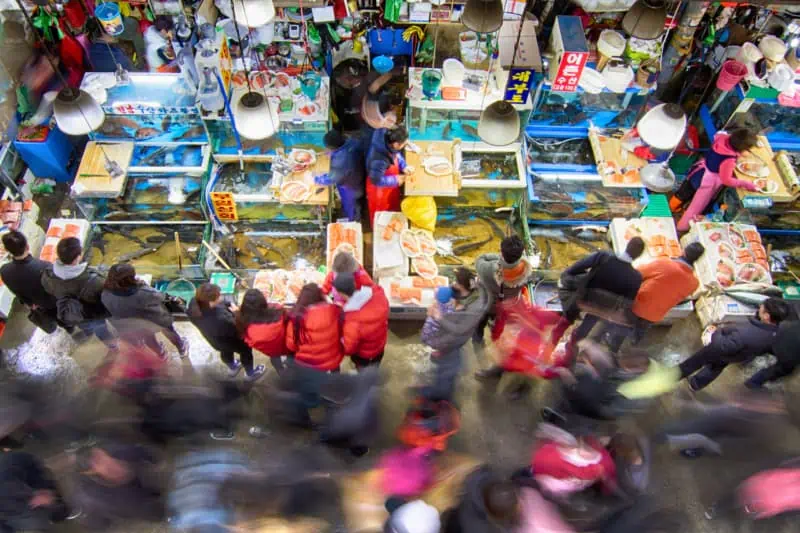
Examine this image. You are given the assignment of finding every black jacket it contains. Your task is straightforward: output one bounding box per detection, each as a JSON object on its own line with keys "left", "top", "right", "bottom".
{"left": 0, "top": 256, "right": 57, "bottom": 309}
{"left": 0, "top": 452, "right": 58, "bottom": 519}
{"left": 101, "top": 285, "right": 173, "bottom": 328}
{"left": 771, "top": 319, "right": 800, "bottom": 363}
{"left": 40, "top": 264, "right": 108, "bottom": 320}
{"left": 448, "top": 466, "right": 514, "bottom": 533}
{"left": 563, "top": 251, "right": 642, "bottom": 300}
{"left": 187, "top": 299, "right": 248, "bottom": 353}
{"left": 710, "top": 316, "right": 779, "bottom": 363}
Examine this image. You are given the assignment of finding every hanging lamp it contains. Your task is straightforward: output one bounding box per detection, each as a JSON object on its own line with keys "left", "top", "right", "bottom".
{"left": 461, "top": 0, "right": 503, "bottom": 34}
{"left": 622, "top": 0, "right": 667, "bottom": 40}
{"left": 229, "top": 0, "right": 278, "bottom": 140}
{"left": 478, "top": 101, "right": 520, "bottom": 146}
{"left": 231, "top": 0, "right": 275, "bottom": 28}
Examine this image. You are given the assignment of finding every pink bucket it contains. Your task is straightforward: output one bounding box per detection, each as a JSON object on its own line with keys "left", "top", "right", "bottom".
{"left": 717, "top": 60, "right": 748, "bottom": 91}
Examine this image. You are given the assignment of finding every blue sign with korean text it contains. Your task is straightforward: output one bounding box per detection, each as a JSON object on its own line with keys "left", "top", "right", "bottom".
{"left": 504, "top": 68, "right": 535, "bottom": 105}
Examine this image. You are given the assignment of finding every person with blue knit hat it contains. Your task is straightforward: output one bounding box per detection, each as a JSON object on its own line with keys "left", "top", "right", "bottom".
{"left": 421, "top": 287, "right": 455, "bottom": 348}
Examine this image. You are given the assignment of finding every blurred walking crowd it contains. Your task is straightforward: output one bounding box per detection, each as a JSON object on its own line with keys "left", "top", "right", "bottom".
{"left": 0, "top": 228, "right": 798, "bottom": 533}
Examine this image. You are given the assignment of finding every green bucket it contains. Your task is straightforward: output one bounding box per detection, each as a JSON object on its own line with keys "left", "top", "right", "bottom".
{"left": 165, "top": 278, "right": 197, "bottom": 303}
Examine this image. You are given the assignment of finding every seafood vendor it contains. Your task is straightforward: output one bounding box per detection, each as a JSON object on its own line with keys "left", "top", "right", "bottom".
{"left": 144, "top": 16, "right": 175, "bottom": 72}
{"left": 673, "top": 129, "right": 759, "bottom": 232}
{"left": 324, "top": 130, "right": 366, "bottom": 222}
{"left": 678, "top": 298, "right": 789, "bottom": 392}
{"left": 334, "top": 273, "right": 390, "bottom": 370}
{"left": 366, "top": 126, "right": 412, "bottom": 226}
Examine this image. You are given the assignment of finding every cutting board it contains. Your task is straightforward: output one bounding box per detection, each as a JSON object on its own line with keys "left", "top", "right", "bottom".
{"left": 73, "top": 142, "right": 134, "bottom": 198}
{"left": 735, "top": 136, "right": 795, "bottom": 203}
{"left": 278, "top": 152, "right": 330, "bottom": 206}
{"left": 589, "top": 130, "right": 646, "bottom": 188}
{"left": 404, "top": 140, "right": 460, "bottom": 197}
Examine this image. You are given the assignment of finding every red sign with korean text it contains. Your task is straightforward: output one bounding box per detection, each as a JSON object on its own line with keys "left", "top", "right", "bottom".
{"left": 551, "top": 51, "right": 588, "bottom": 93}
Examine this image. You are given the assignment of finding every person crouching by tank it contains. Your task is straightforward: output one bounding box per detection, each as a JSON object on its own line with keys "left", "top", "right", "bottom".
{"left": 473, "top": 235, "right": 535, "bottom": 369}
{"left": 321, "top": 250, "right": 374, "bottom": 305}
{"left": 101, "top": 263, "right": 188, "bottom": 358}
{"left": 334, "top": 272, "right": 390, "bottom": 370}
{"left": 323, "top": 130, "right": 366, "bottom": 222}
{"left": 188, "top": 283, "right": 265, "bottom": 381}
{"left": 236, "top": 289, "right": 289, "bottom": 375}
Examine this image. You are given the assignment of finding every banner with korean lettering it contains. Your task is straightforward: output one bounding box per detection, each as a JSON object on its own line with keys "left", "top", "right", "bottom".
{"left": 503, "top": 68, "right": 535, "bottom": 105}
{"left": 552, "top": 51, "right": 588, "bottom": 92}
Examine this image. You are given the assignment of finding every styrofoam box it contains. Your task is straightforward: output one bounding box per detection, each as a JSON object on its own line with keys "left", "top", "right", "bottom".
{"left": 609, "top": 217, "right": 681, "bottom": 268}
{"left": 373, "top": 211, "right": 409, "bottom": 280}
{"left": 695, "top": 294, "right": 757, "bottom": 328}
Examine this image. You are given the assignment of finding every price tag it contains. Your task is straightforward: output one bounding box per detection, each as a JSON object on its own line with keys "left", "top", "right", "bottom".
{"left": 209, "top": 191, "right": 238, "bottom": 222}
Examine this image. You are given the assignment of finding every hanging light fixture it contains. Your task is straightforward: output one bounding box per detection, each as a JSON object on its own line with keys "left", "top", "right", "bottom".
{"left": 229, "top": 0, "right": 278, "bottom": 140}
{"left": 622, "top": 0, "right": 667, "bottom": 40}
{"left": 478, "top": 101, "right": 520, "bottom": 146}
{"left": 231, "top": 0, "right": 275, "bottom": 28}
{"left": 461, "top": 0, "right": 503, "bottom": 34}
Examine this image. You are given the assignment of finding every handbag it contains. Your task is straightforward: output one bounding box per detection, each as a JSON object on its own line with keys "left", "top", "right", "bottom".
{"left": 164, "top": 294, "right": 186, "bottom": 314}
{"left": 28, "top": 307, "right": 58, "bottom": 334}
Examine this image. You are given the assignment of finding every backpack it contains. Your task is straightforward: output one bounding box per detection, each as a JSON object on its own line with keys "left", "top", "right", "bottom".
{"left": 56, "top": 296, "right": 86, "bottom": 326}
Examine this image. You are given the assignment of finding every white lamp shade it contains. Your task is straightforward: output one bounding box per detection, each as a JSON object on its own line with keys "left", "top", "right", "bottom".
{"left": 478, "top": 101, "right": 520, "bottom": 146}
{"left": 232, "top": 0, "right": 276, "bottom": 28}
{"left": 53, "top": 88, "right": 105, "bottom": 136}
{"left": 637, "top": 103, "right": 686, "bottom": 151}
{"left": 233, "top": 91, "right": 279, "bottom": 140}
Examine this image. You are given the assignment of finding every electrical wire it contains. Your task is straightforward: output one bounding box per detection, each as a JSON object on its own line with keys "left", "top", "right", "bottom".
{"left": 238, "top": 2, "right": 278, "bottom": 141}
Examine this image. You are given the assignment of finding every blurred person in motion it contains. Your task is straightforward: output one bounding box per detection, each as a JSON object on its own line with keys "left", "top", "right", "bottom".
{"left": 144, "top": 15, "right": 175, "bottom": 72}
{"left": 320, "top": 250, "right": 374, "bottom": 304}
{"left": 365, "top": 126, "right": 412, "bottom": 225}
{"left": 90, "top": 327, "right": 168, "bottom": 398}
{"left": 474, "top": 235, "right": 535, "bottom": 365}
{"left": 560, "top": 237, "right": 645, "bottom": 355}
{"left": 616, "top": 242, "right": 705, "bottom": 351}
{"left": 41, "top": 237, "right": 114, "bottom": 346}
{"left": 318, "top": 367, "right": 382, "bottom": 457}
{"left": 188, "top": 283, "right": 265, "bottom": 381}
{"left": 657, "top": 388, "right": 788, "bottom": 458}
{"left": 286, "top": 283, "right": 343, "bottom": 373}
{"left": 745, "top": 319, "right": 800, "bottom": 389}
{"left": 101, "top": 263, "right": 188, "bottom": 357}
{"left": 237, "top": 289, "right": 289, "bottom": 375}
{"left": 324, "top": 130, "right": 366, "bottom": 222}
{"left": 0, "top": 451, "right": 74, "bottom": 532}
{"left": 385, "top": 500, "right": 441, "bottom": 533}
{"left": 72, "top": 441, "right": 164, "bottom": 530}
{"left": 443, "top": 465, "right": 521, "bottom": 533}
{"left": 0, "top": 231, "right": 63, "bottom": 333}
{"left": 335, "top": 272, "right": 390, "bottom": 370}
{"left": 679, "top": 297, "right": 789, "bottom": 391}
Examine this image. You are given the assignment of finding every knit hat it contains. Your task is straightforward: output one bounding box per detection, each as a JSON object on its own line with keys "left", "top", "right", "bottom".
{"left": 498, "top": 257, "right": 532, "bottom": 288}
{"left": 333, "top": 272, "right": 356, "bottom": 296}
{"left": 386, "top": 500, "right": 441, "bottom": 533}
{"left": 435, "top": 286, "right": 453, "bottom": 304}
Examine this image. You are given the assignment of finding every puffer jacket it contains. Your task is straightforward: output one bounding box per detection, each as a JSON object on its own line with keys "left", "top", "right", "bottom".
{"left": 243, "top": 306, "right": 288, "bottom": 357}
{"left": 366, "top": 127, "right": 406, "bottom": 187}
{"left": 707, "top": 316, "right": 779, "bottom": 363}
{"left": 321, "top": 265, "right": 374, "bottom": 295}
{"left": 101, "top": 285, "right": 173, "bottom": 328}
{"left": 286, "top": 303, "right": 343, "bottom": 371}
{"left": 341, "top": 286, "right": 389, "bottom": 359}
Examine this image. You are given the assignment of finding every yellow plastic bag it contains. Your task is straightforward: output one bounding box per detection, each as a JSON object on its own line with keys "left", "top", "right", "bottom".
{"left": 401, "top": 196, "right": 437, "bottom": 232}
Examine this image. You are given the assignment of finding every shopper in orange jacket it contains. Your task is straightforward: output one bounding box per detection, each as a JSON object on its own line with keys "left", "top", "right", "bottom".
{"left": 334, "top": 272, "right": 390, "bottom": 369}
{"left": 237, "top": 289, "right": 289, "bottom": 375}
{"left": 286, "top": 283, "right": 344, "bottom": 372}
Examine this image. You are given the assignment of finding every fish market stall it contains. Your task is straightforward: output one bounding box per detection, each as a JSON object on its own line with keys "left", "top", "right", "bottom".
{"left": 680, "top": 221, "right": 774, "bottom": 327}
{"left": 74, "top": 73, "right": 211, "bottom": 282}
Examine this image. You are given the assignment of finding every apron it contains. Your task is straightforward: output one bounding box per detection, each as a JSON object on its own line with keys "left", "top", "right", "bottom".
{"left": 676, "top": 158, "right": 730, "bottom": 232}
{"left": 366, "top": 158, "right": 401, "bottom": 227}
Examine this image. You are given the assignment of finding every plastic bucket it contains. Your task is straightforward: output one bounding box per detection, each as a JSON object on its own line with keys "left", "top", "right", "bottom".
{"left": 716, "top": 60, "right": 747, "bottom": 91}
{"left": 421, "top": 69, "right": 442, "bottom": 99}
{"left": 95, "top": 2, "right": 124, "bottom": 36}
{"left": 442, "top": 58, "right": 465, "bottom": 86}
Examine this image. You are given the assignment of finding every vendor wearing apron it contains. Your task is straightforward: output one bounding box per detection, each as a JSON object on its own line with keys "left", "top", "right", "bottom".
{"left": 365, "top": 126, "right": 412, "bottom": 227}
{"left": 673, "top": 129, "right": 759, "bottom": 232}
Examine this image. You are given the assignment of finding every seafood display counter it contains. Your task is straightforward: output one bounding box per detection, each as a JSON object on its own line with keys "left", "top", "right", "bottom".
{"left": 406, "top": 68, "right": 533, "bottom": 142}
{"left": 205, "top": 73, "right": 330, "bottom": 161}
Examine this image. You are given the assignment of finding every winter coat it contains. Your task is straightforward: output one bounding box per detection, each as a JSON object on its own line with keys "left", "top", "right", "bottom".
{"left": 475, "top": 253, "right": 532, "bottom": 308}
{"left": 562, "top": 251, "right": 642, "bottom": 301}
{"left": 41, "top": 262, "right": 108, "bottom": 320}
{"left": 366, "top": 128, "right": 406, "bottom": 187}
{"left": 531, "top": 439, "right": 617, "bottom": 496}
{"left": 101, "top": 285, "right": 173, "bottom": 329}
{"left": 144, "top": 26, "right": 168, "bottom": 71}
{"left": 187, "top": 300, "right": 249, "bottom": 354}
{"left": 341, "top": 286, "right": 389, "bottom": 359}
{"left": 707, "top": 316, "right": 780, "bottom": 363}
{"left": 286, "top": 303, "right": 343, "bottom": 371}
{"left": 450, "top": 466, "right": 512, "bottom": 533}
{"left": 321, "top": 266, "right": 374, "bottom": 295}
{"left": 0, "top": 452, "right": 58, "bottom": 520}
{"left": 632, "top": 259, "right": 698, "bottom": 323}
{"left": 425, "top": 286, "right": 489, "bottom": 354}
{"left": 330, "top": 137, "right": 366, "bottom": 190}
{"left": 771, "top": 320, "right": 800, "bottom": 364}
{"left": 0, "top": 255, "right": 57, "bottom": 309}
{"left": 319, "top": 366, "right": 380, "bottom": 446}
{"left": 243, "top": 307, "right": 288, "bottom": 357}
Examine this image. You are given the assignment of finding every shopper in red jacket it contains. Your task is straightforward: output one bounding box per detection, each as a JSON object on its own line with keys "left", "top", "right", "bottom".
{"left": 236, "top": 289, "right": 289, "bottom": 375}
{"left": 286, "top": 283, "right": 344, "bottom": 371}
{"left": 334, "top": 273, "right": 390, "bottom": 370}
{"left": 321, "top": 251, "right": 374, "bottom": 304}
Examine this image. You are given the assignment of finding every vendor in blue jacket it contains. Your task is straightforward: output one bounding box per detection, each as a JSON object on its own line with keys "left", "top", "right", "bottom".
{"left": 679, "top": 297, "right": 790, "bottom": 391}
{"left": 365, "top": 126, "right": 413, "bottom": 227}
{"left": 324, "top": 130, "right": 365, "bottom": 222}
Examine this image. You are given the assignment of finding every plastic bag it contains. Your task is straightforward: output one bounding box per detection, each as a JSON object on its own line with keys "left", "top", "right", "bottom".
{"left": 401, "top": 196, "right": 437, "bottom": 232}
